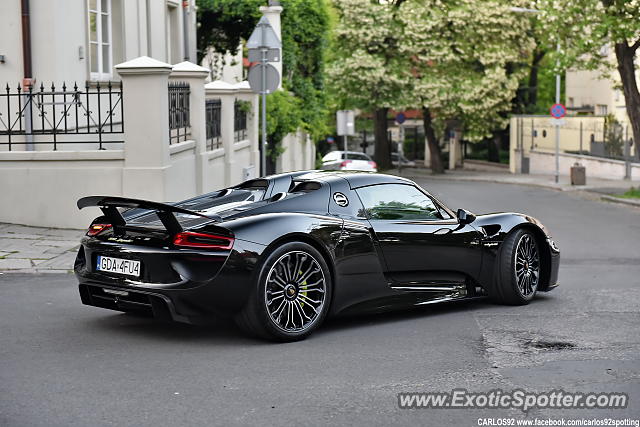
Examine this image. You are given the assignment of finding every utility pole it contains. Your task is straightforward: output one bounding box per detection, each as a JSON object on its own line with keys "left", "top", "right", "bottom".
{"left": 247, "top": 16, "right": 281, "bottom": 176}
{"left": 554, "top": 42, "right": 560, "bottom": 184}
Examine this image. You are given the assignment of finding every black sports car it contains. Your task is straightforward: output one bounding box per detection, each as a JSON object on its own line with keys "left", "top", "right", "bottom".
{"left": 75, "top": 171, "right": 559, "bottom": 341}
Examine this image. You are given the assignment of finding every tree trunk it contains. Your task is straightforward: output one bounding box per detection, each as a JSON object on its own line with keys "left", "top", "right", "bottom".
{"left": 373, "top": 108, "right": 391, "bottom": 170}
{"left": 527, "top": 49, "right": 546, "bottom": 113}
{"left": 614, "top": 41, "right": 640, "bottom": 155}
{"left": 422, "top": 107, "right": 445, "bottom": 174}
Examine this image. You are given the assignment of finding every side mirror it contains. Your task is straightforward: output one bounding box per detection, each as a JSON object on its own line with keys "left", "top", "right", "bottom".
{"left": 457, "top": 208, "right": 476, "bottom": 225}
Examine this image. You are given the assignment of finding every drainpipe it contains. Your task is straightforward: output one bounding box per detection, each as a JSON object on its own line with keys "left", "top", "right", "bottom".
{"left": 182, "top": 0, "right": 189, "bottom": 61}
{"left": 20, "top": 0, "right": 34, "bottom": 151}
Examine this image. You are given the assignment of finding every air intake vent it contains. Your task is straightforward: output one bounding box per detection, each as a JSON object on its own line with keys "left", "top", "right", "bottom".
{"left": 270, "top": 192, "right": 287, "bottom": 202}
{"left": 291, "top": 181, "right": 321, "bottom": 193}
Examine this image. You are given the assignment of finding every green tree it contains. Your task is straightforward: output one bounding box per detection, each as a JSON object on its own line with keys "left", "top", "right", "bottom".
{"left": 538, "top": 0, "right": 640, "bottom": 153}
{"left": 327, "top": 0, "right": 409, "bottom": 170}
{"left": 329, "top": 0, "right": 534, "bottom": 173}
{"left": 398, "top": 0, "right": 533, "bottom": 172}
{"left": 196, "top": 0, "right": 330, "bottom": 164}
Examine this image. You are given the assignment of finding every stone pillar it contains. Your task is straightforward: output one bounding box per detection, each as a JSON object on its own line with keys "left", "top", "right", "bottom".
{"left": 259, "top": 3, "right": 283, "bottom": 90}
{"left": 235, "top": 82, "right": 260, "bottom": 176}
{"left": 115, "top": 56, "right": 172, "bottom": 201}
{"left": 171, "top": 61, "right": 210, "bottom": 193}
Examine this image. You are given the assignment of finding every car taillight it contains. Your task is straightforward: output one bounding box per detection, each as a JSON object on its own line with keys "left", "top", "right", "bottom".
{"left": 173, "top": 232, "right": 234, "bottom": 250}
{"left": 369, "top": 161, "right": 377, "bottom": 168}
{"left": 86, "top": 223, "right": 111, "bottom": 236}
{"left": 340, "top": 160, "right": 352, "bottom": 168}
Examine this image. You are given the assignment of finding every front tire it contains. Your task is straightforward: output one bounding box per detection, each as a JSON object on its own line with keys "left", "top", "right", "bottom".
{"left": 492, "top": 229, "right": 540, "bottom": 305}
{"left": 235, "top": 242, "right": 332, "bottom": 342}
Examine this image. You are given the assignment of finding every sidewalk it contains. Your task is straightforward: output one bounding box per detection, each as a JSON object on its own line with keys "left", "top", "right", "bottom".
{"left": 0, "top": 223, "right": 82, "bottom": 274}
{"left": 397, "top": 165, "right": 640, "bottom": 198}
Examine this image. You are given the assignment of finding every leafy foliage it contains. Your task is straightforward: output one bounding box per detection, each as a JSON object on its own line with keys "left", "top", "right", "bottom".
{"left": 196, "top": 0, "right": 331, "bottom": 160}
{"left": 328, "top": 0, "right": 535, "bottom": 142}
{"left": 265, "top": 90, "right": 303, "bottom": 158}
{"left": 196, "top": 0, "right": 263, "bottom": 61}
{"left": 537, "top": 0, "right": 640, "bottom": 74}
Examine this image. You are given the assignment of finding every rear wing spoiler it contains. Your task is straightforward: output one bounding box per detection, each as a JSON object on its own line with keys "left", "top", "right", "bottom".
{"left": 77, "top": 196, "right": 222, "bottom": 234}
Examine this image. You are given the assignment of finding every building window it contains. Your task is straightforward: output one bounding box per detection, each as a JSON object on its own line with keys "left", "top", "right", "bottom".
{"left": 88, "top": 0, "right": 112, "bottom": 80}
{"left": 597, "top": 104, "right": 608, "bottom": 115}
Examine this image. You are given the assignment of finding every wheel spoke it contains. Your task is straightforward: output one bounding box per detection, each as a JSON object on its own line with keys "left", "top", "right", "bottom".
{"left": 265, "top": 250, "right": 326, "bottom": 333}
{"left": 297, "top": 268, "right": 320, "bottom": 286}
{"left": 514, "top": 234, "right": 539, "bottom": 297}
{"left": 271, "top": 275, "right": 287, "bottom": 288}
{"left": 299, "top": 293, "right": 321, "bottom": 305}
{"left": 267, "top": 294, "right": 284, "bottom": 305}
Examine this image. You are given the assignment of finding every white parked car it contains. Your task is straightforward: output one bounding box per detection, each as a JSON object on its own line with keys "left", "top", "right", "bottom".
{"left": 321, "top": 151, "right": 378, "bottom": 172}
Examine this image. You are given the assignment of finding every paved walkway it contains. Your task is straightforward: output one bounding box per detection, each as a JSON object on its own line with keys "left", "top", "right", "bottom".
{"left": 1, "top": 167, "right": 638, "bottom": 273}
{"left": 398, "top": 165, "right": 640, "bottom": 194}
{"left": 0, "top": 223, "right": 82, "bottom": 274}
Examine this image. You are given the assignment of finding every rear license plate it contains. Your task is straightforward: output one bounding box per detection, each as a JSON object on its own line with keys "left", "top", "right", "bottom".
{"left": 96, "top": 255, "right": 141, "bottom": 278}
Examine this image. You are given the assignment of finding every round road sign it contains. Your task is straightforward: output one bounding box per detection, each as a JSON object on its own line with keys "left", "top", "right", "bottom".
{"left": 550, "top": 103, "right": 566, "bottom": 119}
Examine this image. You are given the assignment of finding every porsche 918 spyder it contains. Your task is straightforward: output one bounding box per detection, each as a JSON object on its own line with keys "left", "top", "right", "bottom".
{"left": 74, "top": 171, "right": 559, "bottom": 341}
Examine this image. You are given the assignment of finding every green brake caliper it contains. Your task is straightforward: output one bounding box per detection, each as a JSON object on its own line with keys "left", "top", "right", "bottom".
{"left": 298, "top": 270, "right": 307, "bottom": 307}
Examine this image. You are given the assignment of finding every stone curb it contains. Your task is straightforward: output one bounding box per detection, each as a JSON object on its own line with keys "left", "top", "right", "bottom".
{"left": 600, "top": 195, "right": 640, "bottom": 208}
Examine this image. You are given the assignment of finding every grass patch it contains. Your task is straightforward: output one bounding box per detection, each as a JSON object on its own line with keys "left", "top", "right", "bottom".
{"left": 615, "top": 187, "right": 640, "bottom": 199}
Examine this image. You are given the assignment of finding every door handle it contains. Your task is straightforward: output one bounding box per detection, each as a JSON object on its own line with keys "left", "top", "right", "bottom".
{"left": 379, "top": 237, "right": 400, "bottom": 242}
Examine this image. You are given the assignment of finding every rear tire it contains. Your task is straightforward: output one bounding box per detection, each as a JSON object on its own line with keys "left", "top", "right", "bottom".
{"left": 491, "top": 229, "right": 540, "bottom": 305}
{"left": 234, "top": 242, "right": 332, "bottom": 342}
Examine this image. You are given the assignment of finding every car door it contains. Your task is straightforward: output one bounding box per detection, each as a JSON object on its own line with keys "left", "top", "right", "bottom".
{"left": 354, "top": 183, "right": 483, "bottom": 288}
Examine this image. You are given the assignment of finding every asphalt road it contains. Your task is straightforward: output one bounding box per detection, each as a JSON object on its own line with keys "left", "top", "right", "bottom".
{"left": 1, "top": 179, "right": 639, "bottom": 427}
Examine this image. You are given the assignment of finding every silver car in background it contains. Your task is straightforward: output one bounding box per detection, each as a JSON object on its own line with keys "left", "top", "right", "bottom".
{"left": 320, "top": 151, "right": 378, "bottom": 172}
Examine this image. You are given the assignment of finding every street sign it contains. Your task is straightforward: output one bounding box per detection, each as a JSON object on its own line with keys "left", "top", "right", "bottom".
{"left": 248, "top": 48, "right": 280, "bottom": 63}
{"left": 395, "top": 112, "right": 406, "bottom": 124}
{"left": 550, "top": 103, "right": 566, "bottom": 119}
{"left": 336, "top": 110, "right": 355, "bottom": 136}
{"left": 246, "top": 15, "right": 282, "bottom": 177}
{"left": 248, "top": 63, "right": 280, "bottom": 94}
{"left": 247, "top": 16, "right": 282, "bottom": 50}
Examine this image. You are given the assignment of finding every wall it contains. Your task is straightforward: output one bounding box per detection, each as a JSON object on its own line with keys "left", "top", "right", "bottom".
{"left": 277, "top": 131, "right": 316, "bottom": 173}
{"left": 0, "top": 150, "right": 124, "bottom": 228}
{"left": 509, "top": 115, "right": 637, "bottom": 174}
{"left": 0, "top": 58, "right": 316, "bottom": 229}
{"left": 0, "top": 0, "right": 197, "bottom": 86}
{"left": 529, "top": 150, "right": 639, "bottom": 181}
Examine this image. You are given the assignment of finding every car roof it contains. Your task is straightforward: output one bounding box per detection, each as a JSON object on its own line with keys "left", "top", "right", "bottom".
{"left": 289, "top": 170, "right": 414, "bottom": 189}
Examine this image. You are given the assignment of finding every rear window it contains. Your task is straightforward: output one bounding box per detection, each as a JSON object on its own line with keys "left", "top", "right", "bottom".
{"left": 346, "top": 153, "right": 371, "bottom": 161}
{"left": 322, "top": 152, "right": 341, "bottom": 162}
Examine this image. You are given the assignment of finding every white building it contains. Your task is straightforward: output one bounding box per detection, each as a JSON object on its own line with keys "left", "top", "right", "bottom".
{"left": 0, "top": 0, "right": 198, "bottom": 86}
{"left": 565, "top": 49, "right": 638, "bottom": 128}
{"left": 0, "top": 1, "right": 316, "bottom": 229}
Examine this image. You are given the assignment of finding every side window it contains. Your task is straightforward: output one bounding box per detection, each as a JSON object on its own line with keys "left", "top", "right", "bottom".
{"left": 355, "top": 184, "right": 443, "bottom": 221}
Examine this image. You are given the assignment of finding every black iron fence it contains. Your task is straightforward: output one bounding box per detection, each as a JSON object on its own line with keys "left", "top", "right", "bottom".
{"left": 205, "top": 99, "right": 222, "bottom": 150}
{"left": 0, "top": 82, "right": 124, "bottom": 150}
{"left": 234, "top": 100, "right": 248, "bottom": 142}
{"left": 168, "top": 81, "right": 190, "bottom": 144}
